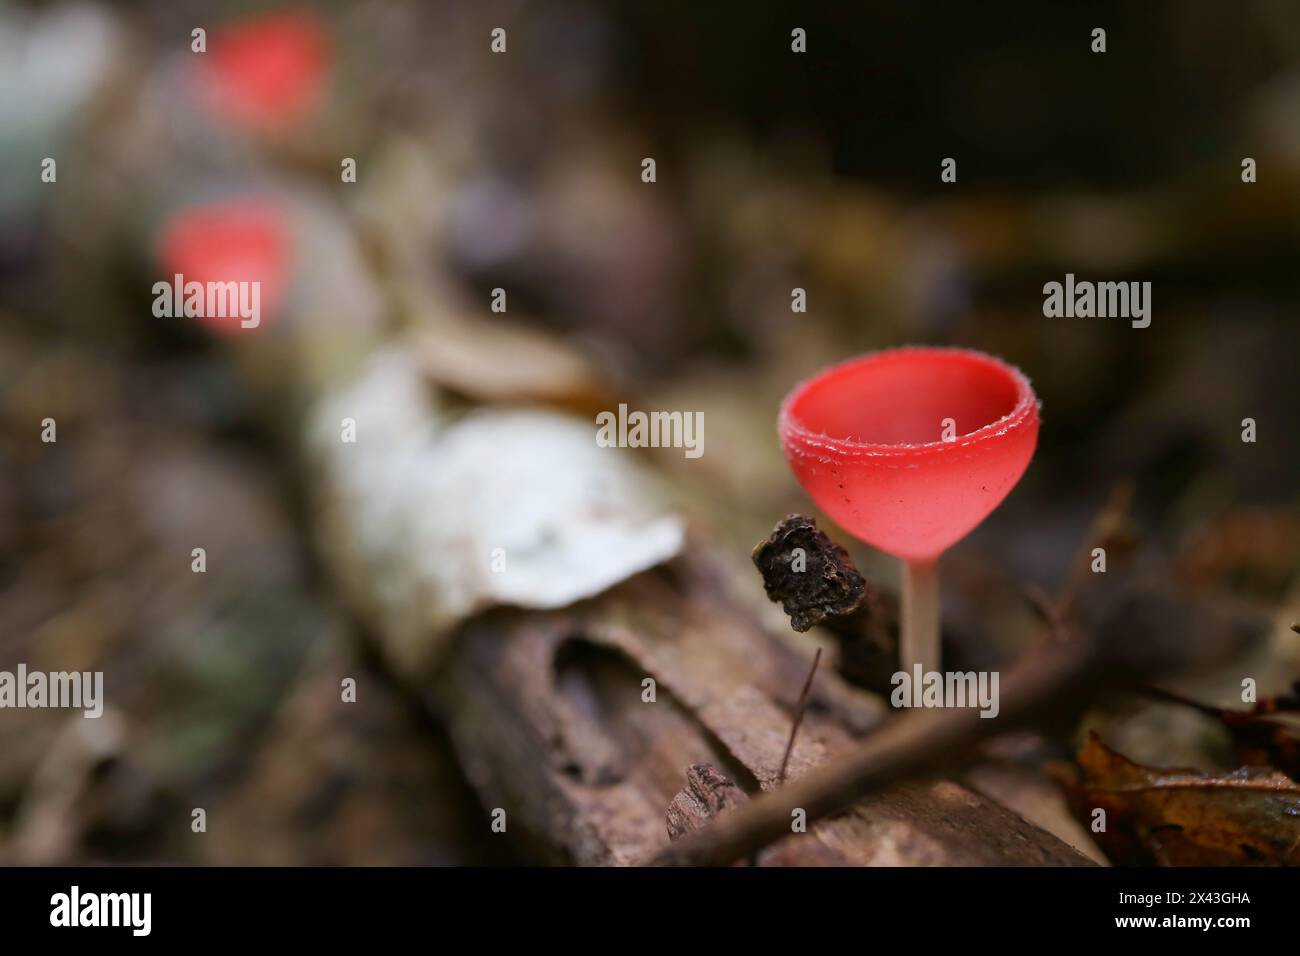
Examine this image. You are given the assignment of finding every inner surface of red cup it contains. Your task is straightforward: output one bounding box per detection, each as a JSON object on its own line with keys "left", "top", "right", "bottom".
{"left": 779, "top": 347, "right": 1039, "bottom": 561}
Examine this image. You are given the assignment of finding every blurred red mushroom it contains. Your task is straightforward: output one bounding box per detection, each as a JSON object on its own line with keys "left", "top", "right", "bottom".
{"left": 157, "top": 198, "right": 292, "bottom": 335}
{"left": 195, "top": 8, "right": 331, "bottom": 135}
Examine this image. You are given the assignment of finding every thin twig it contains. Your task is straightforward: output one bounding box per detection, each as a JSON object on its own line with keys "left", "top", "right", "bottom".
{"left": 646, "top": 633, "right": 1103, "bottom": 866}
{"left": 1057, "top": 480, "right": 1134, "bottom": 617}
{"left": 1020, "top": 581, "right": 1071, "bottom": 645}
{"left": 778, "top": 648, "right": 822, "bottom": 786}
{"left": 1023, "top": 483, "right": 1134, "bottom": 642}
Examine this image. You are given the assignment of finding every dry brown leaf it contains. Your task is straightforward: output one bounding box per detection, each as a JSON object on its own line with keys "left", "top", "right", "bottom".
{"left": 1162, "top": 683, "right": 1300, "bottom": 780}
{"left": 1072, "top": 731, "right": 1300, "bottom": 866}
{"left": 408, "top": 299, "right": 610, "bottom": 412}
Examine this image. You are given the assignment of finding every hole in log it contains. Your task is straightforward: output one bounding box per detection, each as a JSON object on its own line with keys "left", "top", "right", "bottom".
{"left": 551, "top": 637, "right": 761, "bottom": 803}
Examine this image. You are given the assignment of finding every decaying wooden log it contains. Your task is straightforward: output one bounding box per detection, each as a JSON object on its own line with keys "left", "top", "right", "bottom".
{"left": 429, "top": 559, "right": 1094, "bottom": 866}
{"left": 667, "top": 764, "right": 748, "bottom": 840}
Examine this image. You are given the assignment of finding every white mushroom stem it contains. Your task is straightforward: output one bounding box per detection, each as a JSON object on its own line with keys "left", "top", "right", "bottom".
{"left": 901, "top": 558, "right": 941, "bottom": 674}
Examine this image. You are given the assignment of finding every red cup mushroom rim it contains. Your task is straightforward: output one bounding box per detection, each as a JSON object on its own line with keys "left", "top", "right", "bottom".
{"left": 778, "top": 346, "right": 1040, "bottom": 460}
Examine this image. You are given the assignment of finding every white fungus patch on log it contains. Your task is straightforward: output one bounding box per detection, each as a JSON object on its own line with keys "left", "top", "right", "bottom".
{"left": 307, "top": 350, "right": 685, "bottom": 675}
